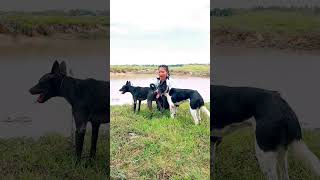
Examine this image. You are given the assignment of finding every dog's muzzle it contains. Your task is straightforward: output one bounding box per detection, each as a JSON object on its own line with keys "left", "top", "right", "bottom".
{"left": 155, "top": 90, "right": 161, "bottom": 99}
{"left": 29, "top": 85, "right": 42, "bottom": 95}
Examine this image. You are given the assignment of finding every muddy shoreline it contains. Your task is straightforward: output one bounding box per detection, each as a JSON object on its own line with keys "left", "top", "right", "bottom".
{"left": 110, "top": 68, "right": 210, "bottom": 77}
{"left": 212, "top": 29, "right": 320, "bottom": 50}
{"left": 110, "top": 72, "right": 209, "bottom": 79}
{"left": 0, "top": 24, "right": 107, "bottom": 38}
{"left": 0, "top": 34, "right": 108, "bottom": 57}
{"left": 111, "top": 71, "right": 209, "bottom": 78}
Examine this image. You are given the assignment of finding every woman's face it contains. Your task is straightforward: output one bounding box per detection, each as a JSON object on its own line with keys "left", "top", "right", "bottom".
{"left": 158, "top": 67, "right": 168, "bottom": 81}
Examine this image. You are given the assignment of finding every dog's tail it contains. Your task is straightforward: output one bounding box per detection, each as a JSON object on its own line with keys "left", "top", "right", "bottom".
{"left": 200, "top": 106, "right": 210, "bottom": 118}
{"left": 291, "top": 140, "right": 320, "bottom": 177}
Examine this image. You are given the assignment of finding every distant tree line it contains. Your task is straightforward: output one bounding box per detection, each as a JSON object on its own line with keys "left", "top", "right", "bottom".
{"left": 0, "top": 9, "right": 109, "bottom": 16}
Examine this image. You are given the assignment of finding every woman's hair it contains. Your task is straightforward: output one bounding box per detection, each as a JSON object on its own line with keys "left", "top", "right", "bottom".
{"left": 158, "top": 64, "right": 170, "bottom": 78}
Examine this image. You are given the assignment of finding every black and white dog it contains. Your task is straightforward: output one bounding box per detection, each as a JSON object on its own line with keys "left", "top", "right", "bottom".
{"left": 156, "top": 80, "right": 210, "bottom": 124}
{"left": 211, "top": 85, "right": 320, "bottom": 179}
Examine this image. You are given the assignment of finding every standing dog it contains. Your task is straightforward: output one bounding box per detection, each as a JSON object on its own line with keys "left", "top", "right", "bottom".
{"left": 156, "top": 80, "right": 210, "bottom": 124}
{"left": 119, "top": 81, "right": 168, "bottom": 113}
{"left": 29, "top": 61, "right": 109, "bottom": 162}
{"left": 211, "top": 85, "right": 320, "bottom": 179}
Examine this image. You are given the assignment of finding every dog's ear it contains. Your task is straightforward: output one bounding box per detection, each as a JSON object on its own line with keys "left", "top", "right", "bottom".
{"left": 59, "top": 61, "right": 67, "bottom": 76}
{"left": 128, "top": 81, "right": 131, "bottom": 85}
{"left": 51, "top": 61, "right": 60, "bottom": 74}
{"left": 126, "top": 81, "right": 129, "bottom": 85}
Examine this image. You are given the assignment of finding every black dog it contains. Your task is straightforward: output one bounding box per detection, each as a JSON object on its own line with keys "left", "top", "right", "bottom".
{"left": 119, "top": 81, "right": 168, "bottom": 112}
{"left": 156, "top": 80, "right": 210, "bottom": 124}
{"left": 29, "top": 61, "right": 109, "bottom": 162}
{"left": 211, "top": 85, "right": 320, "bottom": 179}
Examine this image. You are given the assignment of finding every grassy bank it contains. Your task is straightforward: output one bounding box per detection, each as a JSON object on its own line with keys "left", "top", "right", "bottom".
{"left": 212, "top": 8, "right": 320, "bottom": 50}
{"left": 111, "top": 64, "right": 210, "bottom": 77}
{"left": 111, "top": 103, "right": 210, "bottom": 179}
{"left": 0, "top": 11, "right": 108, "bottom": 38}
{"left": 0, "top": 132, "right": 109, "bottom": 179}
{"left": 213, "top": 128, "right": 320, "bottom": 180}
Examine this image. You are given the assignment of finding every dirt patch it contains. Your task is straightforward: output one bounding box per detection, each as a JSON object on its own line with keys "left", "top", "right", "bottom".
{"left": 111, "top": 71, "right": 209, "bottom": 78}
{"left": 212, "top": 28, "right": 320, "bottom": 50}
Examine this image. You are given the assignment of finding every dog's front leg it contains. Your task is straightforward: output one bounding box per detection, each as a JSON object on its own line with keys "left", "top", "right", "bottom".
{"left": 75, "top": 125, "right": 87, "bottom": 163}
{"left": 147, "top": 93, "right": 154, "bottom": 112}
{"left": 138, "top": 100, "right": 141, "bottom": 112}
{"left": 147, "top": 100, "right": 152, "bottom": 111}
{"left": 90, "top": 122, "right": 100, "bottom": 159}
{"left": 173, "top": 106, "right": 178, "bottom": 116}
{"left": 190, "top": 108, "right": 199, "bottom": 124}
{"left": 146, "top": 94, "right": 155, "bottom": 118}
{"left": 133, "top": 99, "right": 137, "bottom": 113}
{"left": 164, "top": 93, "right": 175, "bottom": 118}
{"left": 211, "top": 136, "right": 216, "bottom": 180}
{"left": 73, "top": 111, "right": 88, "bottom": 163}
{"left": 168, "top": 105, "right": 175, "bottom": 118}
{"left": 159, "top": 101, "right": 164, "bottom": 112}
{"left": 171, "top": 106, "right": 177, "bottom": 118}
{"left": 211, "top": 136, "right": 223, "bottom": 179}
{"left": 155, "top": 99, "right": 163, "bottom": 112}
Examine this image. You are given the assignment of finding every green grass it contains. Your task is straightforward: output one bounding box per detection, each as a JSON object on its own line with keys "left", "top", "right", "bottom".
{"left": 0, "top": 13, "right": 108, "bottom": 37}
{"left": 212, "top": 9, "right": 320, "bottom": 49}
{"left": 111, "top": 103, "right": 210, "bottom": 179}
{"left": 0, "top": 132, "right": 109, "bottom": 179}
{"left": 111, "top": 64, "right": 210, "bottom": 77}
{"left": 0, "top": 15, "right": 108, "bottom": 26}
{"left": 212, "top": 9, "right": 320, "bottom": 36}
{"left": 213, "top": 128, "right": 320, "bottom": 180}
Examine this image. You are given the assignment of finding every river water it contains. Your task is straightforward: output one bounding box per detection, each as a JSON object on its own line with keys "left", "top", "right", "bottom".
{"left": 0, "top": 39, "right": 108, "bottom": 138}
{"left": 212, "top": 45, "right": 320, "bottom": 128}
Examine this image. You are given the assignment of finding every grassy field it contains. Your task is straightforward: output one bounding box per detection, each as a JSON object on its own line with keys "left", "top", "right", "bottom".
{"left": 111, "top": 64, "right": 210, "bottom": 77}
{"left": 212, "top": 8, "right": 320, "bottom": 49}
{"left": 111, "top": 103, "right": 210, "bottom": 179}
{"left": 0, "top": 12, "right": 108, "bottom": 37}
{"left": 0, "top": 132, "right": 109, "bottom": 179}
{"left": 213, "top": 128, "right": 320, "bottom": 180}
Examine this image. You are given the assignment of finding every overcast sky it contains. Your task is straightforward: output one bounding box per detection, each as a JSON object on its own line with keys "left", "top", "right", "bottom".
{"left": 110, "top": 0, "right": 210, "bottom": 65}
{"left": 0, "top": 0, "right": 108, "bottom": 11}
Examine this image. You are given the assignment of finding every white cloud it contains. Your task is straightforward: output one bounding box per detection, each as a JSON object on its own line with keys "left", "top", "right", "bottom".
{"left": 111, "top": 0, "right": 209, "bottom": 32}
{"left": 110, "top": 0, "right": 210, "bottom": 65}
